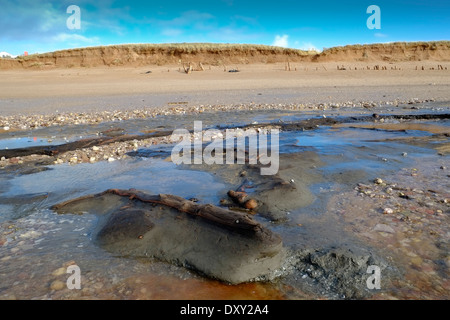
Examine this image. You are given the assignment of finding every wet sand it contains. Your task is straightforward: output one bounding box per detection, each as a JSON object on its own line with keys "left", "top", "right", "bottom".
{"left": 0, "top": 61, "right": 449, "bottom": 301}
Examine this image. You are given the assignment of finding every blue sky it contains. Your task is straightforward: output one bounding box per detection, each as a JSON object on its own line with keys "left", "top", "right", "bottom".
{"left": 1, "top": 0, "right": 449, "bottom": 56}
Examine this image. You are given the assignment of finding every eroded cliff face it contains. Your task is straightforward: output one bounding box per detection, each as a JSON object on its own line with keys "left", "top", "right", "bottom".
{"left": 315, "top": 41, "right": 450, "bottom": 62}
{"left": 1, "top": 41, "right": 449, "bottom": 69}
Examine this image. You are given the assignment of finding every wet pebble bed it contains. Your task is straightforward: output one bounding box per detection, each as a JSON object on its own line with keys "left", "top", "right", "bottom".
{"left": 328, "top": 157, "right": 449, "bottom": 299}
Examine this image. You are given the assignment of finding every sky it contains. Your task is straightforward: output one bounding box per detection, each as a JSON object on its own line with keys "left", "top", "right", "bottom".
{"left": 0, "top": 0, "right": 449, "bottom": 56}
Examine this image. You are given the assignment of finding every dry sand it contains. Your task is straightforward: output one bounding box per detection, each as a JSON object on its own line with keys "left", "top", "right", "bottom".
{"left": 0, "top": 61, "right": 449, "bottom": 116}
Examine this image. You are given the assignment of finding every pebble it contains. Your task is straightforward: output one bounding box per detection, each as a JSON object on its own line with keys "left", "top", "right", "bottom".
{"left": 50, "top": 280, "right": 66, "bottom": 291}
{"left": 374, "top": 178, "right": 383, "bottom": 185}
{"left": 244, "top": 199, "right": 258, "bottom": 210}
{"left": 0, "top": 99, "right": 432, "bottom": 132}
{"left": 52, "top": 267, "right": 67, "bottom": 277}
{"left": 383, "top": 208, "right": 394, "bottom": 215}
{"left": 373, "top": 223, "right": 395, "bottom": 233}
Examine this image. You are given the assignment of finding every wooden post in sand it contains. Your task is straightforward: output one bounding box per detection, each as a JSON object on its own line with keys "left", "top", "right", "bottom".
{"left": 285, "top": 61, "right": 291, "bottom": 71}
{"left": 183, "top": 62, "right": 193, "bottom": 74}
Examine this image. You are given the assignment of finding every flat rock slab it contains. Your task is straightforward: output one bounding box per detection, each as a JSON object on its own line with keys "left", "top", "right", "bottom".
{"left": 51, "top": 189, "right": 285, "bottom": 284}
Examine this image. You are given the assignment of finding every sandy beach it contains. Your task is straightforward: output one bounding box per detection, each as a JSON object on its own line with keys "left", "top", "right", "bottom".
{"left": 0, "top": 61, "right": 449, "bottom": 116}
{"left": 0, "top": 43, "right": 449, "bottom": 301}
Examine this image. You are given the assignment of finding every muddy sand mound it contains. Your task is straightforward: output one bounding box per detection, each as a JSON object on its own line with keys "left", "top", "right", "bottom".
{"left": 51, "top": 189, "right": 286, "bottom": 285}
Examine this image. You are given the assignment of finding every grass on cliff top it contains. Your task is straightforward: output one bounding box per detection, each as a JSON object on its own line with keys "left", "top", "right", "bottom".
{"left": 17, "top": 43, "right": 318, "bottom": 60}
{"left": 322, "top": 40, "right": 450, "bottom": 53}
{"left": 14, "top": 40, "right": 450, "bottom": 60}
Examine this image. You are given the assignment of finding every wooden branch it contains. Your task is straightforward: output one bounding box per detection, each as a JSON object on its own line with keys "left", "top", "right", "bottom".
{"left": 52, "top": 189, "right": 262, "bottom": 233}
{"left": 0, "top": 130, "right": 173, "bottom": 159}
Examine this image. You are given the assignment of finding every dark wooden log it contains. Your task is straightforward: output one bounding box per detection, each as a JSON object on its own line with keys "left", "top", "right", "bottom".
{"left": 0, "top": 130, "right": 173, "bottom": 159}
{"left": 51, "top": 189, "right": 262, "bottom": 232}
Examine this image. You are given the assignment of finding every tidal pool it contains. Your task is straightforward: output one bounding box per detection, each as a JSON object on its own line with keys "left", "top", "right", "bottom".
{"left": 0, "top": 107, "right": 448, "bottom": 300}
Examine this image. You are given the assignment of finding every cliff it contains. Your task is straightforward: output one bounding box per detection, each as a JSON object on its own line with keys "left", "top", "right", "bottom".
{"left": 1, "top": 41, "right": 449, "bottom": 69}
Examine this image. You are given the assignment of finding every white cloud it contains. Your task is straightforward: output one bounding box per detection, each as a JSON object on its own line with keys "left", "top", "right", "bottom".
{"left": 272, "top": 35, "right": 289, "bottom": 48}
{"left": 0, "top": 52, "right": 17, "bottom": 58}
{"left": 52, "top": 33, "right": 100, "bottom": 44}
{"left": 374, "top": 33, "right": 388, "bottom": 38}
{"left": 293, "top": 41, "right": 321, "bottom": 52}
{"left": 161, "top": 28, "right": 183, "bottom": 37}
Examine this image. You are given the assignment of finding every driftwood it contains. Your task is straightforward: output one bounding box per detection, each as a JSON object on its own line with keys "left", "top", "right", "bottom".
{"left": 227, "top": 190, "right": 258, "bottom": 210}
{"left": 51, "top": 188, "right": 262, "bottom": 233}
{"left": 0, "top": 130, "right": 173, "bottom": 159}
{"left": 51, "top": 188, "right": 285, "bottom": 284}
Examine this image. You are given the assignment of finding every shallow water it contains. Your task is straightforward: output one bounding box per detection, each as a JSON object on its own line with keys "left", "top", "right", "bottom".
{"left": 0, "top": 106, "right": 449, "bottom": 300}
{"left": 0, "top": 136, "right": 74, "bottom": 150}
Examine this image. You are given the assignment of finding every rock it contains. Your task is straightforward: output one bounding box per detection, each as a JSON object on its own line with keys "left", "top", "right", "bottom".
{"left": 69, "top": 156, "right": 78, "bottom": 164}
{"left": 373, "top": 224, "right": 395, "bottom": 233}
{"left": 52, "top": 267, "right": 67, "bottom": 277}
{"left": 374, "top": 178, "right": 383, "bottom": 185}
{"left": 383, "top": 208, "right": 394, "bottom": 215}
{"left": 244, "top": 199, "right": 258, "bottom": 210}
{"left": 79, "top": 152, "right": 89, "bottom": 163}
{"left": 92, "top": 146, "right": 100, "bottom": 151}
{"left": 289, "top": 245, "right": 392, "bottom": 299}
{"left": 3, "top": 126, "right": 10, "bottom": 131}
{"left": 50, "top": 280, "right": 65, "bottom": 291}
